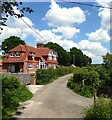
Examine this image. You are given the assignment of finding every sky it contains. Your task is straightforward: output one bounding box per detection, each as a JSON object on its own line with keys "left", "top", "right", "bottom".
{"left": 0, "top": 0, "right": 111, "bottom": 64}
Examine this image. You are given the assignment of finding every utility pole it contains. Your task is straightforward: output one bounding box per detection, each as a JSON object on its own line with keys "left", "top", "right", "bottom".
{"left": 73, "top": 55, "right": 75, "bottom": 65}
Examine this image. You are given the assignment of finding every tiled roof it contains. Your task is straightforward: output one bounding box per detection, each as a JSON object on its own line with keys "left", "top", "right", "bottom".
{"left": 2, "top": 53, "right": 26, "bottom": 63}
{"left": 36, "top": 48, "right": 54, "bottom": 56}
{"left": 3, "top": 44, "right": 57, "bottom": 64}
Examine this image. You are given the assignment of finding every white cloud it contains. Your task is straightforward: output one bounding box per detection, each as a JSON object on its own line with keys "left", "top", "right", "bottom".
{"left": 52, "top": 26, "right": 80, "bottom": 39}
{"left": 96, "top": 0, "right": 111, "bottom": 7}
{"left": 35, "top": 29, "right": 78, "bottom": 50}
{"left": 82, "top": 50, "right": 104, "bottom": 64}
{"left": 44, "top": 0, "right": 86, "bottom": 27}
{"left": 0, "top": 16, "right": 35, "bottom": 43}
{"left": 98, "top": 8, "right": 110, "bottom": 30}
{"left": 87, "top": 28, "right": 110, "bottom": 42}
{"left": 78, "top": 40, "right": 108, "bottom": 63}
{"left": 96, "top": 0, "right": 111, "bottom": 30}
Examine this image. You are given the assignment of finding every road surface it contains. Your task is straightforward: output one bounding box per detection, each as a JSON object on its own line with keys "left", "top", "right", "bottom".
{"left": 12, "top": 74, "right": 93, "bottom": 119}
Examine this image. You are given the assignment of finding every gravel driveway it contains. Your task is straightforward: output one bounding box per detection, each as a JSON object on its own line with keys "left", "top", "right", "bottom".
{"left": 12, "top": 74, "right": 93, "bottom": 119}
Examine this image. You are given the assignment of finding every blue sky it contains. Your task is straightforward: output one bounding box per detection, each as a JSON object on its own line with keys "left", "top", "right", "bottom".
{"left": 0, "top": 0, "right": 111, "bottom": 64}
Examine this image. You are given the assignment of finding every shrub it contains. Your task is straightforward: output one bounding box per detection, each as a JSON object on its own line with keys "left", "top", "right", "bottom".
{"left": 1, "top": 75, "right": 32, "bottom": 119}
{"left": 36, "top": 66, "right": 75, "bottom": 85}
{"left": 84, "top": 98, "right": 112, "bottom": 120}
{"left": 67, "top": 68, "right": 100, "bottom": 98}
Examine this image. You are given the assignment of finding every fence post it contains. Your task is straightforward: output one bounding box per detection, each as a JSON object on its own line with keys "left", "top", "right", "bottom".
{"left": 93, "top": 88, "right": 97, "bottom": 105}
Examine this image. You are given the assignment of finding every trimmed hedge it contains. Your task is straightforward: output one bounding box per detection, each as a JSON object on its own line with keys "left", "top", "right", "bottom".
{"left": 36, "top": 66, "right": 75, "bottom": 85}
{"left": 1, "top": 75, "right": 33, "bottom": 119}
{"left": 84, "top": 98, "right": 112, "bottom": 120}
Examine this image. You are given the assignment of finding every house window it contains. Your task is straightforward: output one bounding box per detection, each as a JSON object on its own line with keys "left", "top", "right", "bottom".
{"left": 10, "top": 52, "right": 14, "bottom": 57}
{"left": 28, "top": 56, "right": 32, "bottom": 60}
{"left": 28, "top": 64, "right": 33, "bottom": 69}
{"left": 49, "top": 56, "right": 52, "bottom": 60}
{"left": 16, "top": 52, "right": 20, "bottom": 57}
{"left": 53, "top": 57, "right": 56, "bottom": 60}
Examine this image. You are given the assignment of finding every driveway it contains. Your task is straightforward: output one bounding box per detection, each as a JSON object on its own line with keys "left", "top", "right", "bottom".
{"left": 12, "top": 74, "right": 93, "bottom": 119}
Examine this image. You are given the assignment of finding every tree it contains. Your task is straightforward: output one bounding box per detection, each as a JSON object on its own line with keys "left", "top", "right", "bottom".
{"left": 44, "top": 42, "right": 91, "bottom": 66}
{"left": 2, "top": 36, "right": 25, "bottom": 53}
{"left": 70, "top": 47, "right": 92, "bottom": 67}
{"left": 0, "top": 1, "right": 33, "bottom": 31}
{"left": 44, "top": 42, "right": 71, "bottom": 66}
{"left": 103, "top": 52, "right": 112, "bottom": 67}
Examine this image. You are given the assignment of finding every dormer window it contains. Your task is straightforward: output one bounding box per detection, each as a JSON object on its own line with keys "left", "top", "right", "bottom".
{"left": 16, "top": 52, "right": 20, "bottom": 57}
{"left": 48, "top": 51, "right": 52, "bottom": 60}
{"left": 10, "top": 52, "right": 14, "bottom": 57}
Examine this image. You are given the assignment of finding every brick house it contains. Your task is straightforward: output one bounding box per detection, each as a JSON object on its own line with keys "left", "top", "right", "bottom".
{"left": 2, "top": 43, "right": 58, "bottom": 73}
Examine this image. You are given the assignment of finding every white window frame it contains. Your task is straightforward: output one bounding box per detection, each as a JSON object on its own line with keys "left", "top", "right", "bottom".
{"left": 10, "top": 52, "right": 14, "bottom": 57}
{"left": 49, "top": 56, "right": 52, "bottom": 60}
{"left": 28, "top": 64, "right": 33, "bottom": 69}
{"left": 16, "top": 52, "right": 20, "bottom": 57}
{"left": 53, "top": 57, "right": 56, "bottom": 60}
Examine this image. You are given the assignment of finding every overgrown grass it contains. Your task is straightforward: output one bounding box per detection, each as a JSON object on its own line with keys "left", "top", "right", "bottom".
{"left": 1, "top": 75, "right": 33, "bottom": 120}
{"left": 84, "top": 98, "right": 112, "bottom": 120}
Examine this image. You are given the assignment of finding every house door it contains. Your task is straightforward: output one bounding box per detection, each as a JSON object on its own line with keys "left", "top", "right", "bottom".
{"left": 15, "top": 64, "right": 20, "bottom": 73}
{"left": 9, "top": 64, "right": 15, "bottom": 73}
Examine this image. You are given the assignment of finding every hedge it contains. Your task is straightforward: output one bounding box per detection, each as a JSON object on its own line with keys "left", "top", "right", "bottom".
{"left": 67, "top": 68, "right": 100, "bottom": 98}
{"left": 1, "top": 75, "right": 33, "bottom": 119}
{"left": 67, "top": 66, "right": 112, "bottom": 98}
{"left": 36, "top": 66, "right": 75, "bottom": 85}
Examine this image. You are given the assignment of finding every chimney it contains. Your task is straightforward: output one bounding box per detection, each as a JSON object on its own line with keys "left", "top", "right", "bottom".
{"left": 37, "top": 43, "right": 43, "bottom": 48}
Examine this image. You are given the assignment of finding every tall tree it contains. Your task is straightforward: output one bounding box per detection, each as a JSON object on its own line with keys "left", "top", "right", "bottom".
{"left": 70, "top": 47, "right": 92, "bottom": 67}
{"left": 2, "top": 36, "right": 25, "bottom": 53}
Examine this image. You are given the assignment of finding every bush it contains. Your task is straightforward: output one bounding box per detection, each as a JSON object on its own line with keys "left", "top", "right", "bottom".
{"left": 1, "top": 75, "right": 33, "bottom": 119}
{"left": 84, "top": 98, "right": 112, "bottom": 120}
{"left": 36, "top": 66, "right": 75, "bottom": 85}
{"left": 67, "top": 68, "right": 100, "bottom": 98}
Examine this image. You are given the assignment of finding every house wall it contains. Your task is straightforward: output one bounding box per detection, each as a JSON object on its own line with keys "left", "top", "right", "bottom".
{"left": 48, "top": 63, "right": 57, "bottom": 69}
{"left": 2, "top": 63, "right": 8, "bottom": 72}
{"left": 23, "top": 62, "right": 39, "bottom": 74}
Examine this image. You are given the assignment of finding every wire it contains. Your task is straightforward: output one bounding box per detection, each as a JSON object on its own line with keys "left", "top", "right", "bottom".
{"left": 61, "top": 0, "right": 112, "bottom": 9}
{"left": 21, "top": 17, "right": 47, "bottom": 42}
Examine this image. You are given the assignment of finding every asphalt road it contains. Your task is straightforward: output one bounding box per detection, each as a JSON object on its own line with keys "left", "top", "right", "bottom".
{"left": 12, "top": 74, "right": 93, "bottom": 119}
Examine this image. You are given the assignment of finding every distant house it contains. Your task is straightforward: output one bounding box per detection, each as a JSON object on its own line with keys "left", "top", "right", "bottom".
{"left": 2, "top": 43, "right": 58, "bottom": 73}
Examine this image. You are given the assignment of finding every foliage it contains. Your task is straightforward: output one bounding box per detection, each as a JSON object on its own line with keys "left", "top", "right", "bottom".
{"left": 84, "top": 98, "right": 112, "bottom": 120}
{"left": 44, "top": 42, "right": 92, "bottom": 67}
{"left": 1, "top": 75, "right": 32, "bottom": 119}
{"left": 67, "top": 65, "right": 112, "bottom": 98}
{"left": 67, "top": 68, "right": 100, "bottom": 98}
{"left": 1, "top": 1, "right": 33, "bottom": 31}
{"left": 36, "top": 66, "right": 75, "bottom": 85}
{"left": 70, "top": 47, "right": 92, "bottom": 67}
{"left": 2, "top": 36, "right": 25, "bottom": 53}
{"left": 103, "top": 52, "right": 112, "bottom": 67}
